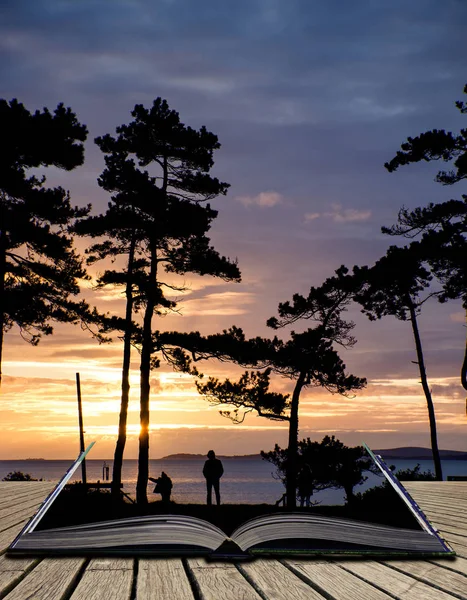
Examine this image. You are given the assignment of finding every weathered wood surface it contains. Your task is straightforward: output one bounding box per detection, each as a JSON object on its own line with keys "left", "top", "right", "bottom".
{"left": 187, "top": 558, "right": 263, "bottom": 599}
{"left": 2, "top": 558, "right": 85, "bottom": 600}
{"left": 136, "top": 559, "right": 194, "bottom": 600}
{"left": 285, "top": 560, "right": 395, "bottom": 599}
{"left": 1, "top": 481, "right": 467, "bottom": 600}
{"left": 69, "top": 559, "right": 133, "bottom": 600}
{"left": 239, "top": 558, "right": 327, "bottom": 599}
{"left": 339, "top": 560, "right": 461, "bottom": 599}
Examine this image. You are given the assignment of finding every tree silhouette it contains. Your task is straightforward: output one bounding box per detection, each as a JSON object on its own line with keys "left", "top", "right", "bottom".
{"left": 353, "top": 244, "right": 443, "bottom": 480}
{"left": 266, "top": 265, "right": 360, "bottom": 348}
{"left": 196, "top": 368, "right": 291, "bottom": 424}
{"left": 261, "top": 435, "right": 377, "bottom": 505}
{"left": 384, "top": 83, "right": 467, "bottom": 394}
{"left": 90, "top": 99, "right": 240, "bottom": 505}
{"left": 0, "top": 98, "right": 100, "bottom": 387}
{"left": 159, "top": 321, "right": 365, "bottom": 508}
{"left": 264, "top": 267, "right": 365, "bottom": 506}
{"left": 74, "top": 192, "right": 148, "bottom": 502}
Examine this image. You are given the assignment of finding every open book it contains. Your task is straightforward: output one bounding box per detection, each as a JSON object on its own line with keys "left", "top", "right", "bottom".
{"left": 8, "top": 443, "right": 454, "bottom": 559}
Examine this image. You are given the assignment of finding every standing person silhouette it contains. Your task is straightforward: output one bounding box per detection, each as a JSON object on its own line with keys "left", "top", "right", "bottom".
{"left": 297, "top": 464, "right": 313, "bottom": 507}
{"left": 203, "top": 450, "right": 224, "bottom": 506}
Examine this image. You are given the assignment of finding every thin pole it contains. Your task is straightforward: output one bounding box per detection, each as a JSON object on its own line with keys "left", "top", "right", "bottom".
{"left": 76, "top": 372, "right": 87, "bottom": 485}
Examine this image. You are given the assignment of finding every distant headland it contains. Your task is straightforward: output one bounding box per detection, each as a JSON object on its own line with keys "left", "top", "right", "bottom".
{"left": 374, "top": 447, "right": 467, "bottom": 460}
{"left": 4, "top": 447, "right": 467, "bottom": 461}
{"left": 159, "top": 447, "right": 467, "bottom": 461}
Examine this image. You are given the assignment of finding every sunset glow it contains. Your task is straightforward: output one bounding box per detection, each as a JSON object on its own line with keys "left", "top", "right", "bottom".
{"left": 1, "top": 0, "right": 466, "bottom": 460}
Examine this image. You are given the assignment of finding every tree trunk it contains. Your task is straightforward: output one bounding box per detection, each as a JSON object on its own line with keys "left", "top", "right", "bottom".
{"left": 111, "top": 233, "right": 137, "bottom": 501}
{"left": 136, "top": 245, "right": 158, "bottom": 506}
{"left": 461, "top": 307, "right": 467, "bottom": 392}
{"left": 344, "top": 484, "right": 355, "bottom": 506}
{"left": 0, "top": 227, "right": 6, "bottom": 389}
{"left": 407, "top": 298, "right": 443, "bottom": 480}
{"left": 286, "top": 371, "right": 306, "bottom": 508}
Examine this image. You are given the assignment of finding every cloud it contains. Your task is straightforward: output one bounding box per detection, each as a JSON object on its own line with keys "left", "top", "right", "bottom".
{"left": 450, "top": 311, "right": 466, "bottom": 323}
{"left": 2, "top": 0, "right": 467, "bottom": 456}
{"left": 237, "top": 191, "right": 283, "bottom": 208}
{"left": 305, "top": 204, "right": 372, "bottom": 223}
{"left": 178, "top": 291, "right": 256, "bottom": 316}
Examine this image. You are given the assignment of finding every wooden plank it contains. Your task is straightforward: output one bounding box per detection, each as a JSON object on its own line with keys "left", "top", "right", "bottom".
{"left": 410, "top": 494, "right": 467, "bottom": 508}
{"left": 3, "top": 558, "right": 85, "bottom": 600}
{"left": 0, "top": 496, "right": 51, "bottom": 523}
{"left": 340, "top": 561, "right": 459, "bottom": 600}
{"left": 431, "top": 555, "right": 467, "bottom": 575}
{"left": 187, "top": 558, "right": 262, "bottom": 600}
{"left": 137, "top": 559, "right": 194, "bottom": 600}
{"left": 422, "top": 509, "right": 467, "bottom": 528}
{"left": 411, "top": 499, "right": 467, "bottom": 518}
{"left": 240, "top": 558, "right": 327, "bottom": 600}
{"left": 419, "top": 513, "right": 467, "bottom": 538}
{"left": 69, "top": 559, "right": 133, "bottom": 600}
{"left": 0, "top": 483, "right": 54, "bottom": 494}
{"left": 0, "top": 521, "right": 34, "bottom": 554}
{"left": 286, "top": 560, "right": 394, "bottom": 599}
{"left": 0, "top": 506, "right": 49, "bottom": 534}
{"left": 417, "top": 506, "right": 467, "bottom": 526}
{"left": 0, "top": 488, "right": 54, "bottom": 513}
{"left": 406, "top": 484, "right": 467, "bottom": 498}
{"left": 411, "top": 490, "right": 467, "bottom": 506}
{"left": 408, "top": 493, "right": 467, "bottom": 511}
{"left": 406, "top": 481, "right": 467, "bottom": 488}
{"left": 0, "top": 483, "right": 27, "bottom": 490}
{"left": 0, "top": 555, "right": 40, "bottom": 598}
{"left": 406, "top": 485, "right": 467, "bottom": 500}
{"left": 444, "top": 538, "right": 467, "bottom": 559}
{"left": 436, "top": 528, "right": 467, "bottom": 545}
{"left": 410, "top": 492, "right": 467, "bottom": 506}
{"left": 382, "top": 559, "right": 467, "bottom": 598}
{"left": 406, "top": 482, "right": 467, "bottom": 488}
{"left": 0, "top": 484, "right": 38, "bottom": 497}
{"left": 0, "top": 485, "right": 54, "bottom": 506}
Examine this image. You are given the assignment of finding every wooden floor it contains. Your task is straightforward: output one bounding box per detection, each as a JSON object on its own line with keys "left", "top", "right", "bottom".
{"left": 1, "top": 481, "right": 466, "bottom": 599}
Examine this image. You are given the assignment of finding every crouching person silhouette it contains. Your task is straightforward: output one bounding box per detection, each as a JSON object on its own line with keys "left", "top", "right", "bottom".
{"left": 203, "top": 450, "right": 224, "bottom": 506}
{"left": 149, "top": 471, "right": 173, "bottom": 505}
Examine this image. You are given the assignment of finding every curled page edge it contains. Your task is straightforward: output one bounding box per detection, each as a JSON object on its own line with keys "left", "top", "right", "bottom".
{"left": 363, "top": 442, "right": 453, "bottom": 553}
{"left": 9, "top": 441, "right": 95, "bottom": 549}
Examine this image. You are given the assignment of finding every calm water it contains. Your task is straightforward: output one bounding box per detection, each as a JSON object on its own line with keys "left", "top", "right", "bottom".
{"left": 1, "top": 458, "right": 466, "bottom": 505}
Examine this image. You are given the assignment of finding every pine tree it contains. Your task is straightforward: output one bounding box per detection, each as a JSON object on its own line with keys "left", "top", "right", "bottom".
{"left": 0, "top": 98, "right": 95, "bottom": 387}
{"left": 384, "top": 83, "right": 467, "bottom": 394}
{"left": 88, "top": 99, "right": 240, "bottom": 505}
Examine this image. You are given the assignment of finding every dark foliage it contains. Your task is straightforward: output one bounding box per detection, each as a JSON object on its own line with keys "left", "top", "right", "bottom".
{"left": 158, "top": 272, "right": 366, "bottom": 509}
{"left": 384, "top": 83, "right": 467, "bottom": 185}
{"left": 2, "top": 471, "right": 39, "bottom": 481}
{"left": 80, "top": 98, "right": 240, "bottom": 505}
{"left": 352, "top": 244, "right": 443, "bottom": 480}
{"left": 261, "top": 435, "right": 378, "bottom": 505}
{"left": 0, "top": 98, "right": 104, "bottom": 386}
{"left": 383, "top": 83, "right": 467, "bottom": 393}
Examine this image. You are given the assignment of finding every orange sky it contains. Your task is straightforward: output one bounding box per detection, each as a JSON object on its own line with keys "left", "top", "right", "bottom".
{"left": 1, "top": 267, "right": 466, "bottom": 459}
{"left": 2, "top": 0, "right": 467, "bottom": 459}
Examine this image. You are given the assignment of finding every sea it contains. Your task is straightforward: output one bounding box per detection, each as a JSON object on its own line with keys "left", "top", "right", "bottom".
{"left": 1, "top": 457, "right": 467, "bottom": 505}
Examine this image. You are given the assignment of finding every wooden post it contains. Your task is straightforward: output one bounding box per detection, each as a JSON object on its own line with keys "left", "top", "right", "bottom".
{"left": 76, "top": 372, "right": 87, "bottom": 485}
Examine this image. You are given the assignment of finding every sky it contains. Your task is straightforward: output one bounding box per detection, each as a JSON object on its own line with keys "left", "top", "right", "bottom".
{"left": 1, "top": 0, "right": 467, "bottom": 459}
